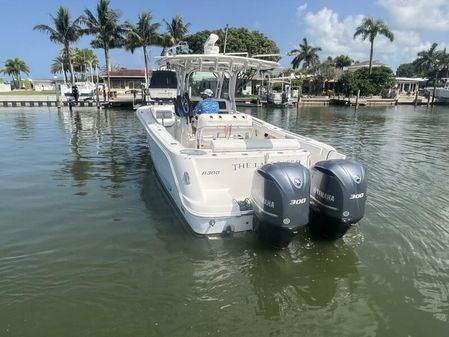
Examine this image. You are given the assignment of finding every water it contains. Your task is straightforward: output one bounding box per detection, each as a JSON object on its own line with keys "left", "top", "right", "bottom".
{"left": 0, "top": 106, "right": 448, "bottom": 337}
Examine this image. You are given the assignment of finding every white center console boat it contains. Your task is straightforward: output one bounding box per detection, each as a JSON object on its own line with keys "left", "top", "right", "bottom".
{"left": 136, "top": 37, "right": 367, "bottom": 247}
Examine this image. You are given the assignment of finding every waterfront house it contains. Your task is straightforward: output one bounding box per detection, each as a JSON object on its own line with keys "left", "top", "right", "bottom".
{"left": 394, "top": 77, "right": 427, "bottom": 95}
{"left": 31, "top": 79, "right": 57, "bottom": 91}
{"left": 0, "top": 82, "right": 11, "bottom": 92}
{"left": 102, "top": 69, "right": 146, "bottom": 94}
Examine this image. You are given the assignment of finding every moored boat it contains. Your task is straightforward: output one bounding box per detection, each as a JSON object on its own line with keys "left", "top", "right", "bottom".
{"left": 426, "top": 78, "right": 449, "bottom": 103}
{"left": 62, "top": 81, "right": 96, "bottom": 99}
{"left": 136, "top": 36, "right": 367, "bottom": 247}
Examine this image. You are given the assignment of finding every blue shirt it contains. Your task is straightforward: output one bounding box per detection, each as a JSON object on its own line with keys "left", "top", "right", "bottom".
{"left": 193, "top": 98, "right": 219, "bottom": 114}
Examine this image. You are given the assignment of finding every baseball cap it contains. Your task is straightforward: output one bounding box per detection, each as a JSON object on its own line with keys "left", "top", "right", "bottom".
{"left": 200, "top": 89, "right": 214, "bottom": 97}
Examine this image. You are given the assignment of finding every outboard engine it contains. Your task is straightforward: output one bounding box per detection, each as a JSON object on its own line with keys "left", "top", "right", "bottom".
{"left": 251, "top": 162, "right": 310, "bottom": 248}
{"left": 309, "top": 159, "right": 367, "bottom": 239}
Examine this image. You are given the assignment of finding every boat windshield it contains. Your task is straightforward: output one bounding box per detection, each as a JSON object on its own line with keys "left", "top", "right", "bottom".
{"left": 189, "top": 72, "right": 230, "bottom": 100}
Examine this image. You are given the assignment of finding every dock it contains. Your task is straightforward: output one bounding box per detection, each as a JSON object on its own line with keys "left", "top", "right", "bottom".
{"left": 0, "top": 93, "right": 138, "bottom": 109}
{"left": 0, "top": 93, "right": 436, "bottom": 110}
{"left": 330, "top": 97, "right": 396, "bottom": 106}
{"left": 1, "top": 100, "right": 98, "bottom": 108}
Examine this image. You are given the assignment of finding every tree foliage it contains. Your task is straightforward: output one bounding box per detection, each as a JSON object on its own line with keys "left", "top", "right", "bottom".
{"left": 83, "top": 0, "right": 124, "bottom": 96}
{"left": 334, "top": 55, "right": 353, "bottom": 69}
{"left": 33, "top": 6, "right": 84, "bottom": 84}
{"left": 72, "top": 48, "right": 99, "bottom": 80}
{"left": 163, "top": 15, "right": 191, "bottom": 46}
{"left": 288, "top": 38, "right": 321, "bottom": 71}
{"left": 184, "top": 27, "right": 279, "bottom": 60}
{"left": 124, "top": 10, "right": 161, "bottom": 86}
{"left": 1, "top": 58, "right": 30, "bottom": 89}
{"left": 395, "top": 63, "right": 416, "bottom": 77}
{"left": 413, "top": 43, "right": 449, "bottom": 103}
{"left": 51, "top": 48, "right": 99, "bottom": 82}
{"left": 336, "top": 66, "right": 394, "bottom": 96}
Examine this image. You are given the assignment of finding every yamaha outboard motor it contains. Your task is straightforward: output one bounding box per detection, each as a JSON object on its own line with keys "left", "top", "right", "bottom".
{"left": 251, "top": 162, "right": 310, "bottom": 248}
{"left": 309, "top": 159, "right": 367, "bottom": 239}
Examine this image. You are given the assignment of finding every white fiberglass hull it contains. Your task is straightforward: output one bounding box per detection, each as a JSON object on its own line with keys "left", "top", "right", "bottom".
{"left": 434, "top": 87, "right": 449, "bottom": 101}
{"left": 147, "top": 133, "right": 253, "bottom": 235}
{"left": 137, "top": 105, "right": 344, "bottom": 236}
{"left": 62, "top": 82, "right": 96, "bottom": 98}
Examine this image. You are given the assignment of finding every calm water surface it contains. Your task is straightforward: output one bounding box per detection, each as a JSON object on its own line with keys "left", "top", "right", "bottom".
{"left": 0, "top": 105, "right": 448, "bottom": 337}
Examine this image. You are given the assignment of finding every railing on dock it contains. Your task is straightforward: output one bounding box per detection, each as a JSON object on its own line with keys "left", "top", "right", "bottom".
{"left": 0, "top": 100, "right": 98, "bottom": 108}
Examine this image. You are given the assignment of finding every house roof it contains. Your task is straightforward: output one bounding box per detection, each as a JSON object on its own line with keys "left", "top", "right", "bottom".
{"left": 395, "top": 77, "right": 427, "bottom": 83}
{"left": 103, "top": 69, "right": 147, "bottom": 78}
{"left": 345, "top": 60, "right": 391, "bottom": 71}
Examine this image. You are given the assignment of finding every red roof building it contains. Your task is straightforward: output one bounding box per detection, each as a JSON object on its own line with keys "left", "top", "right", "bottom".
{"left": 103, "top": 69, "right": 149, "bottom": 92}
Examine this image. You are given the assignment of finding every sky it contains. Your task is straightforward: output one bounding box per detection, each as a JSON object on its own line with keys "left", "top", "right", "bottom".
{"left": 1, "top": 0, "right": 449, "bottom": 80}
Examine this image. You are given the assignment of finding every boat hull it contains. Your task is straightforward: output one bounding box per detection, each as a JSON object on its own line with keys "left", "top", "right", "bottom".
{"left": 146, "top": 128, "right": 253, "bottom": 235}
{"left": 137, "top": 106, "right": 347, "bottom": 239}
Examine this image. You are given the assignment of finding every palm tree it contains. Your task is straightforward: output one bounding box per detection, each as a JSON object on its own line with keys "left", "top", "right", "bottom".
{"left": 439, "top": 48, "right": 449, "bottom": 79}
{"left": 50, "top": 54, "right": 69, "bottom": 83}
{"left": 124, "top": 10, "right": 161, "bottom": 88}
{"left": 413, "top": 43, "right": 443, "bottom": 104}
{"left": 83, "top": 0, "right": 124, "bottom": 97}
{"left": 288, "top": 38, "right": 322, "bottom": 71}
{"left": 353, "top": 17, "right": 394, "bottom": 75}
{"left": 34, "top": 6, "right": 83, "bottom": 84}
{"left": 72, "top": 48, "right": 99, "bottom": 81}
{"left": 162, "top": 15, "right": 191, "bottom": 54}
{"left": 1, "top": 58, "right": 30, "bottom": 89}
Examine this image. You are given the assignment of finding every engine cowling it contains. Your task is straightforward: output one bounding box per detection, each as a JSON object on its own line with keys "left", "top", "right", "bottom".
{"left": 251, "top": 162, "right": 310, "bottom": 248}
{"left": 309, "top": 159, "right": 367, "bottom": 239}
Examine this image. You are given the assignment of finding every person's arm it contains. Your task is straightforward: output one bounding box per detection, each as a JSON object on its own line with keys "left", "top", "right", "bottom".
{"left": 193, "top": 100, "right": 203, "bottom": 113}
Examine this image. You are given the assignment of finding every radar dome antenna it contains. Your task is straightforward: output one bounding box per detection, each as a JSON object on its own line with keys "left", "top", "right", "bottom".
{"left": 204, "top": 34, "right": 220, "bottom": 54}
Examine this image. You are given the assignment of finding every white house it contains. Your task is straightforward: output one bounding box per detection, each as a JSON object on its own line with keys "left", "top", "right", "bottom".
{"left": 31, "top": 79, "right": 56, "bottom": 91}
{"left": 395, "top": 77, "right": 427, "bottom": 95}
{"left": 0, "top": 82, "right": 11, "bottom": 92}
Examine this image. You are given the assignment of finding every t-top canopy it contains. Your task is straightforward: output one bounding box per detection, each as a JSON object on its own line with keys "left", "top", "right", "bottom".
{"left": 157, "top": 54, "right": 279, "bottom": 74}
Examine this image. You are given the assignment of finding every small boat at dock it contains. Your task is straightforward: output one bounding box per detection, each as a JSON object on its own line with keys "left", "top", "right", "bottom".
{"left": 62, "top": 82, "right": 96, "bottom": 100}
{"left": 429, "top": 78, "right": 449, "bottom": 103}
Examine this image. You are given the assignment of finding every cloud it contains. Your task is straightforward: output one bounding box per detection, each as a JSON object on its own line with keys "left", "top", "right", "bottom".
{"left": 378, "top": 0, "right": 449, "bottom": 31}
{"left": 302, "top": 8, "right": 388, "bottom": 62}
{"left": 294, "top": 6, "right": 446, "bottom": 70}
{"left": 296, "top": 3, "right": 308, "bottom": 17}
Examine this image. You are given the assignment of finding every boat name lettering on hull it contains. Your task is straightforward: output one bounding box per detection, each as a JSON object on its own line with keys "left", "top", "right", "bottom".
{"left": 232, "top": 159, "right": 301, "bottom": 171}
{"left": 233, "top": 162, "right": 264, "bottom": 171}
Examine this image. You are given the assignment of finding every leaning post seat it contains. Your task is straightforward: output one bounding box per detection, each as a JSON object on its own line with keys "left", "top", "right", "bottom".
{"left": 196, "top": 113, "right": 253, "bottom": 129}
{"left": 196, "top": 113, "right": 254, "bottom": 147}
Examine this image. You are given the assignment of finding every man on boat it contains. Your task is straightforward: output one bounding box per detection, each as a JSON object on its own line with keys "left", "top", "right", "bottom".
{"left": 193, "top": 89, "right": 219, "bottom": 114}
{"left": 191, "top": 89, "right": 219, "bottom": 134}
